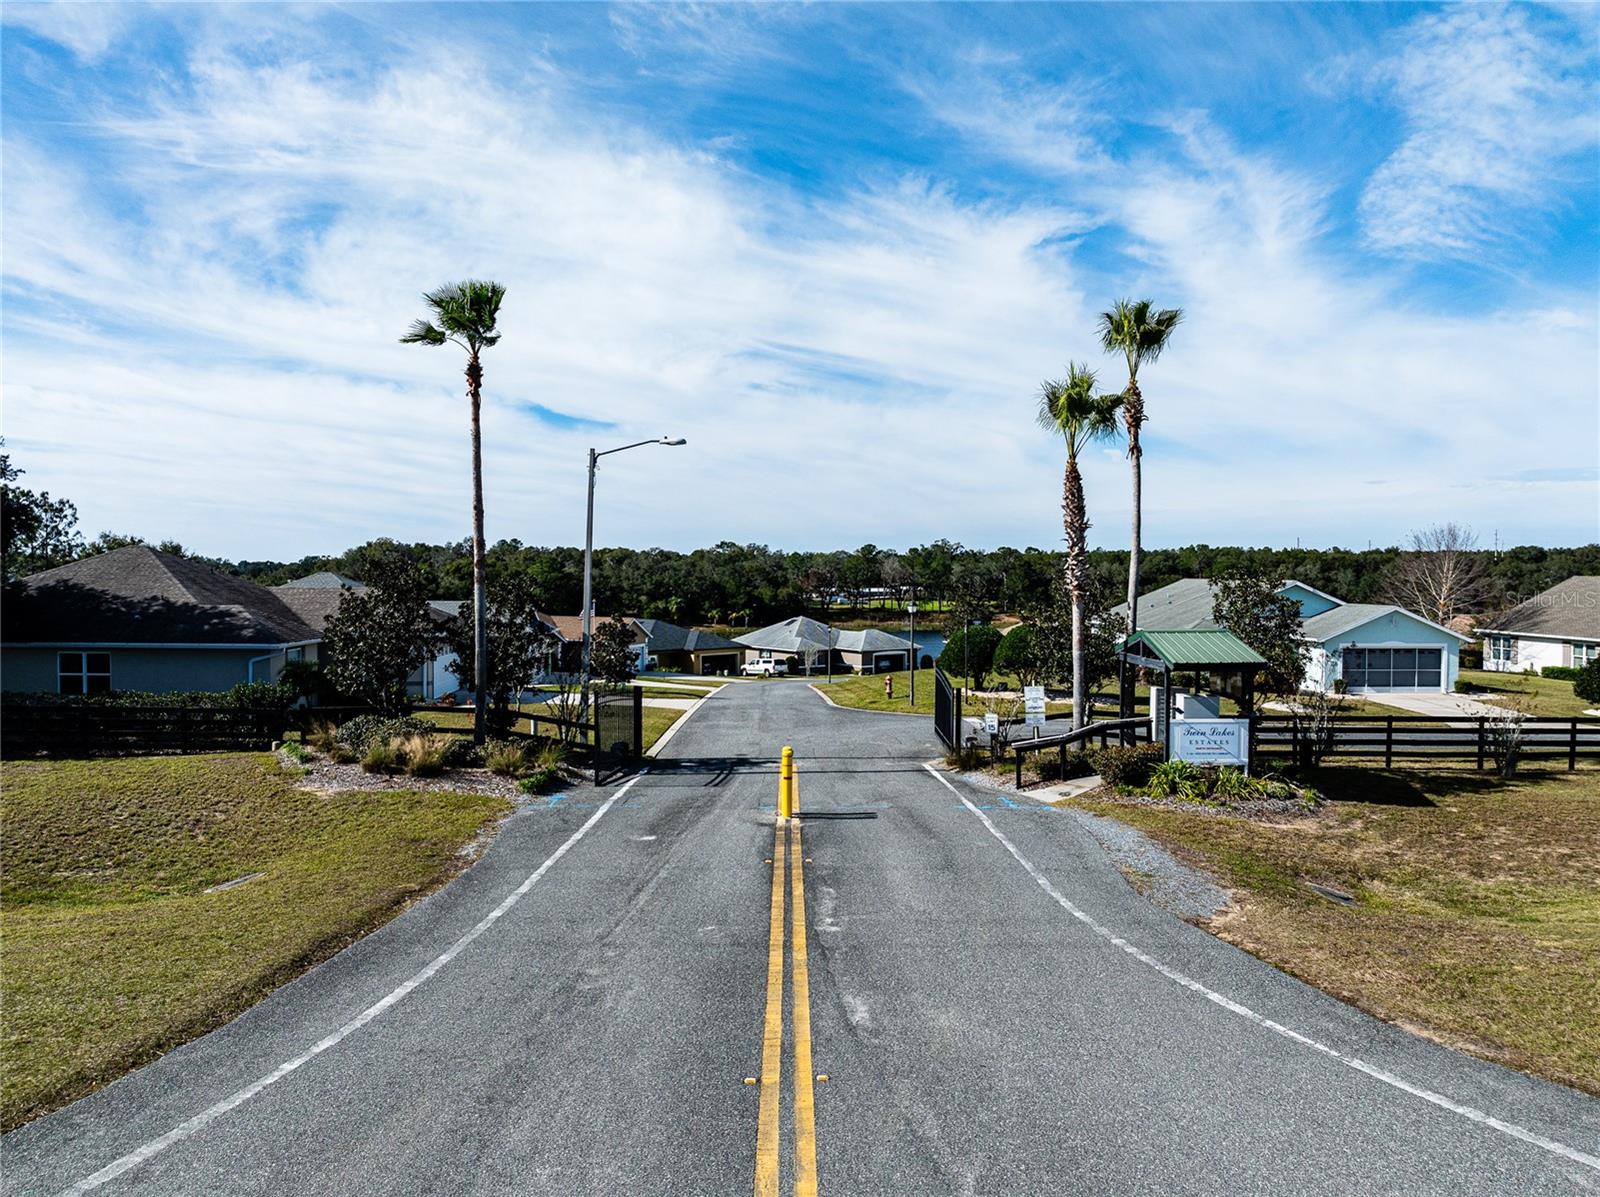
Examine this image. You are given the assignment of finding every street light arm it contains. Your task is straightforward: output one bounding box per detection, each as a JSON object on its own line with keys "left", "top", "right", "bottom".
{"left": 594, "top": 436, "right": 688, "bottom": 460}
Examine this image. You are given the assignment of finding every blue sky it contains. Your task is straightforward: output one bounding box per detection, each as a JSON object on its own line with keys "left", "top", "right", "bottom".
{"left": 3, "top": 2, "right": 1596, "bottom": 560}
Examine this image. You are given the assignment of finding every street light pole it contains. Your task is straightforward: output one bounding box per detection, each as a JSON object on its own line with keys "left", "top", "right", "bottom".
{"left": 908, "top": 600, "right": 918, "bottom": 706}
{"left": 581, "top": 437, "right": 686, "bottom": 699}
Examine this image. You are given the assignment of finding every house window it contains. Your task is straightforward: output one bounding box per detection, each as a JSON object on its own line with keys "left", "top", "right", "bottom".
{"left": 1574, "top": 643, "right": 1599, "bottom": 668}
{"left": 58, "top": 652, "right": 112, "bottom": 695}
{"left": 1488, "top": 636, "right": 1514, "bottom": 666}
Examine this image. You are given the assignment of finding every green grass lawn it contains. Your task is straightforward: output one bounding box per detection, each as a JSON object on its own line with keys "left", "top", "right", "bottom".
{"left": 1070, "top": 765, "right": 1600, "bottom": 1094}
{"left": 0, "top": 753, "right": 508, "bottom": 1130}
{"left": 1458, "top": 668, "right": 1591, "bottom": 718}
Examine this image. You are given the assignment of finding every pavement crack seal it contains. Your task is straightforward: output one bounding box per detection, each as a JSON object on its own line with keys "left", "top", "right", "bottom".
{"left": 50, "top": 770, "right": 650, "bottom": 1197}
{"left": 754, "top": 816, "right": 820, "bottom": 1197}
{"left": 921, "top": 763, "right": 1600, "bottom": 1176}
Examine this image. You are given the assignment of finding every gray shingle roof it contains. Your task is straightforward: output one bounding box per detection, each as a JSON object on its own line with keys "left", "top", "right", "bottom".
{"left": 1111, "top": 578, "right": 1223, "bottom": 630}
{"left": 834, "top": 628, "right": 913, "bottom": 653}
{"left": 735, "top": 616, "right": 835, "bottom": 654}
{"left": 635, "top": 619, "right": 740, "bottom": 653}
{"left": 1482, "top": 576, "right": 1600, "bottom": 641}
{"left": 278, "top": 571, "right": 362, "bottom": 588}
{"left": 8, "top": 546, "right": 321, "bottom": 645}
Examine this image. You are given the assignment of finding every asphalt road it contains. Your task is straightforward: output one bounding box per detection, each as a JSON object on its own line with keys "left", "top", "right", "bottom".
{"left": 5, "top": 680, "right": 1598, "bottom": 1195}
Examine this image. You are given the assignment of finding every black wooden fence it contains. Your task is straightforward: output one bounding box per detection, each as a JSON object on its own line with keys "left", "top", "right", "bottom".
{"left": 1250, "top": 714, "right": 1600, "bottom": 770}
{"left": 1010, "top": 717, "right": 1153, "bottom": 788}
{"left": 2, "top": 703, "right": 293, "bottom": 757}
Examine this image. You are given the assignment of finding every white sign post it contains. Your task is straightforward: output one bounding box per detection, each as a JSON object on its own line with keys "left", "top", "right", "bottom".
{"left": 983, "top": 711, "right": 1000, "bottom": 736}
{"left": 1169, "top": 718, "right": 1250, "bottom": 769}
{"left": 1023, "top": 685, "right": 1047, "bottom": 731}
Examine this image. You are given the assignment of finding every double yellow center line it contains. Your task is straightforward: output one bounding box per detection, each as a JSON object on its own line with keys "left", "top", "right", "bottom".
{"left": 755, "top": 816, "right": 818, "bottom": 1196}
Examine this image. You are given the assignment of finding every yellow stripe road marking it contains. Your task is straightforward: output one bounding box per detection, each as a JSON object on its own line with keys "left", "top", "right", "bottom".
{"left": 789, "top": 821, "right": 819, "bottom": 1197}
{"left": 755, "top": 820, "right": 787, "bottom": 1197}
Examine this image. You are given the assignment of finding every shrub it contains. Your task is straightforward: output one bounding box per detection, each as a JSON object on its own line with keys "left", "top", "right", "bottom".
{"left": 1331, "top": 679, "right": 1348, "bottom": 695}
{"left": 516, "top": 766, "right": 563, "bottom": 796}
{"left": 943, "top": 745, "right": 986, "bottom": 772}
{"left": 439, "top": 736, "right": 480, "bottom": 769}
{"left": 1032, "top": 751, "right": 1093, "bottom": 784}
{"left": 1454, "top": 679, "right": 1478, "bottom": 694}
{"left": 361, "top": 740, "right": 402, "bottom": 774}
{"left": 1085, "top": 743, "right": 1163, "bottom": 787}
{"left": 1541, "top": 665, "right": 1581, "bottom": 682}
{"left": 1576, "top": 659, "right": 1600, "bottom": 704}
{"left": 1146, "top": 760, "right": 1208, "bottom": 800}
{"left": 328, "top": 742, "right": 357, "bottom": 764}
{"left": 396, "top": 733, "right": 446, "bottom": 777}
{"left": 1212, "top": 766, "right": 1253, "bottom": 803}
{"left": 337, "top": 715, "right": 433, "bottom": 753}
{"left": 485, "top": 740, "right": 531, "bottom": 777}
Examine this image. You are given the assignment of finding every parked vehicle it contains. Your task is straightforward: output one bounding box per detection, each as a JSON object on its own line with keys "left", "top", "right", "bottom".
{"left": 741, "top": 659, "right": 788, "bottom": 677}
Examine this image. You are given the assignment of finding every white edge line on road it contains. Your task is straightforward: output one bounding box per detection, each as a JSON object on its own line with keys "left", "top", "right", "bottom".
{"left": 921, "top": 764, "right": 1600, "bottom": 1174}
{"left": 54, "top": 770, "right": 650, "bottom": 1197}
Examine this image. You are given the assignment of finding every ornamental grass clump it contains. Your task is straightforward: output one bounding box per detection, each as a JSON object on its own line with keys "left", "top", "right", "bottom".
{"left": 484, "top": 740, "right": 530, "bottom": 777}
{"left": 361, "top": 740, "right": 402, "bottom": 774}
{"left": 397, "top": 733, "right": 447, "bottom": 778}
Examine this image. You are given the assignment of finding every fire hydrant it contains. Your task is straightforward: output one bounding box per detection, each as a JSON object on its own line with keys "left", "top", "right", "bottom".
{"left": 884, "top": 675, "right": 894, "bottom": 699}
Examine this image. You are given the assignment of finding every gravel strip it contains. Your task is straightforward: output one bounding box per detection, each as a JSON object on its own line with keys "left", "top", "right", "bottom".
{"left": 279, "top": 750, "right": 574, "bottom": 803}
{"left": 1061, "top": 807, "right": 1231, "bottom": 921}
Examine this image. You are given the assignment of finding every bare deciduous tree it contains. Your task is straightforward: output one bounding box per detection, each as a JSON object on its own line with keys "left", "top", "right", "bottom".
{"left": 1386, "top": 523, "right": 1490, "bottom": 624}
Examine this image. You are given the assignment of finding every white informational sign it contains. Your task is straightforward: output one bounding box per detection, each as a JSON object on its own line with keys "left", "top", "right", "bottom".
{"left": 1023, "top": 686, "right": 1047, "bottom": 729}
{"left": 983, "top": 712, "right": 999, "bottom": 735}
{"left": 1170, "top": 718, "right": 1250, "bottom": 768}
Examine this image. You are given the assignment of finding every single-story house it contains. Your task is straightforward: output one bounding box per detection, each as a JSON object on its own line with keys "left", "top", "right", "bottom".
{"left": 1478, "top": 575, "right": 1599, "bottom": 674}
{"left": 735, "top": 616, "right": 915, "bottom": 674}
{"left": 1116, "top": 577, "right": 1471, "bottom": 694}
{"left": 3, "top": 546, "right": 321, "bottom": 694}
{"left": 272, "top": 575, "right": 464, "bottom": 702}
{"left": 633, "top": 619, "right": 743, "bottom": 675}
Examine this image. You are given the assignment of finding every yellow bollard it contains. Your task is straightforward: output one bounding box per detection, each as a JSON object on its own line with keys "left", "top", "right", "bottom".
{"left": 780, "top": 745, "right": 794, "bottom": 819}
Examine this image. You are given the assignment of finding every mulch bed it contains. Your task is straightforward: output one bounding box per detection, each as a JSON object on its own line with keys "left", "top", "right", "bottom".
{"left": 277, "top": 749, "right": 573, "bottom": 802}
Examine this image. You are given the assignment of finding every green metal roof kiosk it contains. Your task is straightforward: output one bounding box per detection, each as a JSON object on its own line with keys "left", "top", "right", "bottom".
{"left": 1118, "top": 629, "right": 1268, "bottom": 762}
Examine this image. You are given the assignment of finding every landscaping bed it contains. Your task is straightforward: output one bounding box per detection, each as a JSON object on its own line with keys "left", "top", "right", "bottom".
{"left": 1068, "top": 764, "right": 1600, "bottom": 1094}
{"left": 1, "top": 753, "right": 510, "bottom": 1129}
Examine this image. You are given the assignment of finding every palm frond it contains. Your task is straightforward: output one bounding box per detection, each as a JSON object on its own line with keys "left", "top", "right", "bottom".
{"left": 399, "top": 319, "right": 448, "bottom": 346}
{"left": 1037, "top": 362, "right": 1122, "bottom": 454}
{"left": 1098, "top": 296, "right": 1183, "bottom": 374}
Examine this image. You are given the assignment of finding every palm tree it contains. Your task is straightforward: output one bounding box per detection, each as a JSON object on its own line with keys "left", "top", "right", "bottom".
{"left": 1097, "top": 298, "right": 1182, "bottom": 637}
{"left": 1038, "top": 364, "right": 1122, "bottom": 730}
{"left": 402, "top": 280, "right": 507, "bottom": 743}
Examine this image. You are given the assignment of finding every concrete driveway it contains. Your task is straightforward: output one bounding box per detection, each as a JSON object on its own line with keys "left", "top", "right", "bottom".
{"left": 1375, "top": 691, "right": 1509, "bottom": 717}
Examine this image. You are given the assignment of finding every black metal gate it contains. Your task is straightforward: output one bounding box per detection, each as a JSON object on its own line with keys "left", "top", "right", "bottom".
{"left": 933, "top": 667, "right": 961, "bottom": 750}
{"left": 593, "top": 687, "right": 644, "bottom": 784}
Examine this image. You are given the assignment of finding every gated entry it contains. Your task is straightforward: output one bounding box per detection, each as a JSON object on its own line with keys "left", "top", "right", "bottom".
{"left": 933, "top": 667, "right": 962, "bottom": 750}
{"left": 593, "top": 686, "right": 644, "bottom": 784}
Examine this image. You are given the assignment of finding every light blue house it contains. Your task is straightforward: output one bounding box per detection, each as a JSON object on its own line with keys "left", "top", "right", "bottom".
{"left": 1117, "top": 578, "right": 1471, "bottom": 695}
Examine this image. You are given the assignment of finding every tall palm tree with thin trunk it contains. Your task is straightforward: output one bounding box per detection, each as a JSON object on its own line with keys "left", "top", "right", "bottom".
{"left": 1098, "top": 298, "right": 1182, "bottom": 638}
{"left": 402, "top": 280, "right": 506, "bottom": 743}
{"left": 1038, "top": 364, "right": 1122, "bottom": 731}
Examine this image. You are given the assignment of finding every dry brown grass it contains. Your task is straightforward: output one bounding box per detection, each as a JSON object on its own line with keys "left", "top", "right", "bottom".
{"left": 1072, "top": 764, "right": 1600, "bottom": 1094}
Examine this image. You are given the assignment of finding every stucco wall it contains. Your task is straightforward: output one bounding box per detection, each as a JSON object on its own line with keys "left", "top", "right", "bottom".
{"left": 1304, "top": 610, "right": 1461, "bottom": 693}
{"left": 1484, "top": 636, "right": 1571, "bottom": 674}
{"left": 1, "top": 647, "right": 277, "bottom": 694}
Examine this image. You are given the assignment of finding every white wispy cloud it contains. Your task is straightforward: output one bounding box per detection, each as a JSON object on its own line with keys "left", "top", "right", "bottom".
{"left": 1356, "top": 4, "right": 1599, "bottom": 258}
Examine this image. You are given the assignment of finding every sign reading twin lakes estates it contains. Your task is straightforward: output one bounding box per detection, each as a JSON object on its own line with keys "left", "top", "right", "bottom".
{"left": 1170, "top": 718, "right": 1250, "bottom": 768}
{"left": 1023, "top": 686, "right": 1047, "bottom": 728}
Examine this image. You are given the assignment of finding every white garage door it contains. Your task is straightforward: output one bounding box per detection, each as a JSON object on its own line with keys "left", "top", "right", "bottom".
{"left": 1343, "top": 647, "right": 1443, "bottom": 691}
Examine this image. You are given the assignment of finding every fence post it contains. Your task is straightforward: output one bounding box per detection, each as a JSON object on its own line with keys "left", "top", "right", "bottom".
{"left": 1015, "top": 745, "right": 1023, "bottom": 790}
{"left": 1059, "top": 740, "right": 1066, "bottom": 778}
{"left": 1571, "top": 718, "right": 1579, "bottom": 772}
{"left": 632, "top": 686, "right": 644, "bottom": 761}
{"left": 1384, "top": 719, "right": 1393, "bottom": 769}
{"left": 1476, "top": 718, "right": 1485, "bottom": 771}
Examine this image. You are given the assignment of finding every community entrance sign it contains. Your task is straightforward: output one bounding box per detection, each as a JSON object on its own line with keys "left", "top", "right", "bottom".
{"left": 1023, "top": 686, "right": 1046, "bottom": 729}
{"left": 1169, "top": 718, "right": 1249, "bottom": 768}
